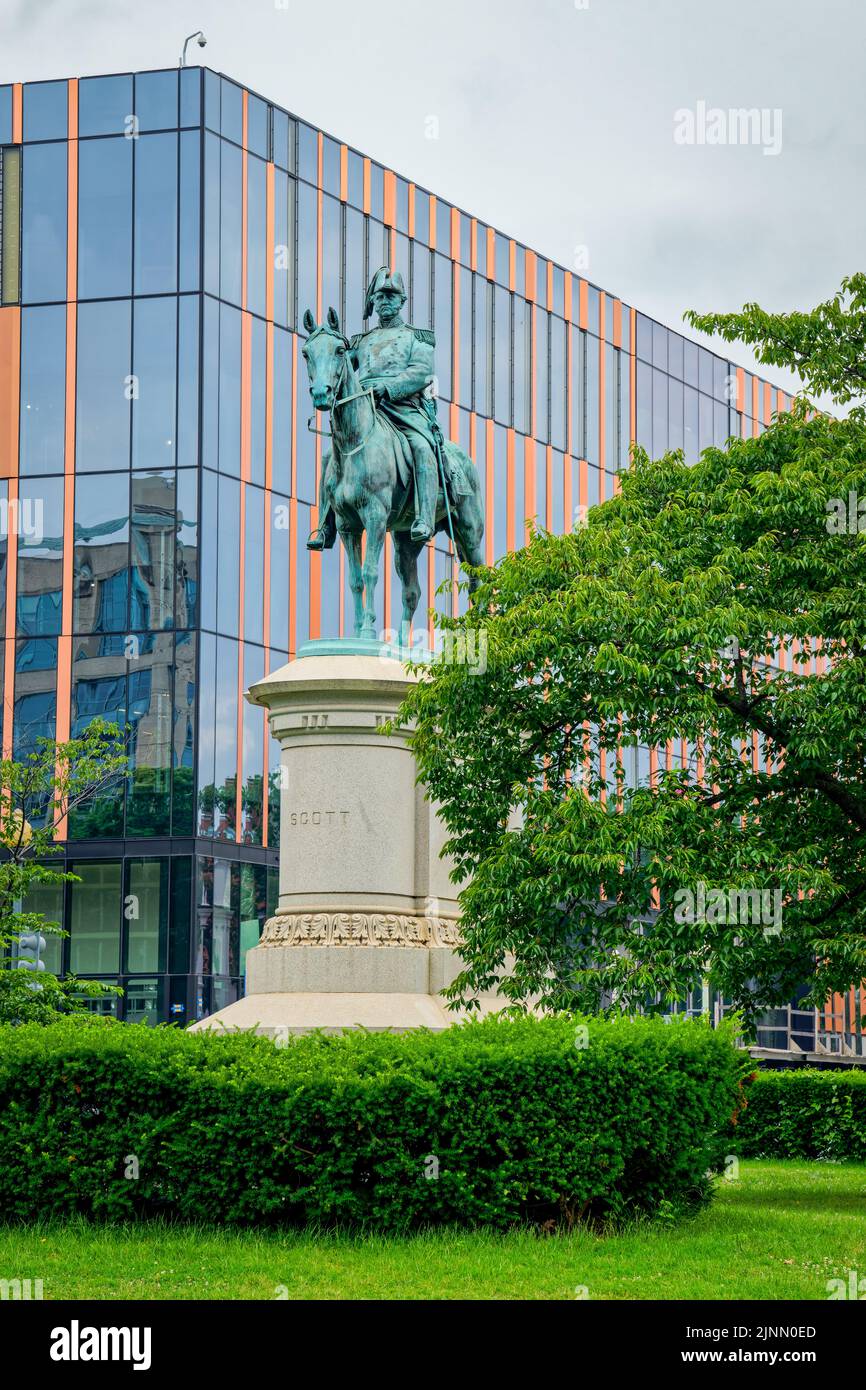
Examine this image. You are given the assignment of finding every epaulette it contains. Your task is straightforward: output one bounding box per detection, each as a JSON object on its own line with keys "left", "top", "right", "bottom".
{"left": 349, "top": 333, "right": 364, "bottom": 350}
{"left": 411, "top": 327, "right": 435, "bottom": 346}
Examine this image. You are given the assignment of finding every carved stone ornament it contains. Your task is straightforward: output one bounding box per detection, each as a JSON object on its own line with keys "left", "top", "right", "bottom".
{"left": 258, "top": 911, "right": 462, "bottom": 948}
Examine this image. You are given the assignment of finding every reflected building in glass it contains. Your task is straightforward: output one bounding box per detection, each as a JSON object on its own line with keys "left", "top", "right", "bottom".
{"left": 0, "top": 66, "right": 833, "bottom": 1037}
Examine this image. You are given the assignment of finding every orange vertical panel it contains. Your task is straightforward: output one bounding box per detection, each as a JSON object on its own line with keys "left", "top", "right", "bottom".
{"left": 545, "top": 444, "right": 553, "bottom": 531}
{"left": 241, "top": 93, "right": 248, "bottom": 311}
{"left": 452, "top": 263, "right": 460, "bottom": 409}
{"left": 289, "top": 497, "right": 298, "bottom": 655}
{"left": 0, "top": 310, "right": 20, "bottom": 479}
{"left": 486, "top": 227, "right": 494, "bottom": 280}
{"left": 751, "top": 377, "right": 759, "bottom": 434}
{"left": 407, "top": 184, "right": 415, "bottom": 239}
{"left": 598, "top": 293, "right": 606, "bottom": 481}
{"left": 426, "top": 543, "right": 435, "bottom": 649}
{"left": 235, "top": 491, "right": 246, "bottom": 839}
{"left": 629, "top": 307, "right": 636, "bottom": 445}
{"left": 56, "top": 80, "right": 78, "bottom": 805}
{"left": 240, "top": 315, "right": 252, "bottom": 484}
{"left": 383, "top": 169, "right": 396, "bottom": 227}
{"left": 67, "top": 81, "right": 78, "bottom": 301}
{"left": 736, "top": 366, "right": 745, "bottom": 414}
{"left": 290, "top": 334, "right": 298, "bottom": 497}
{"left": 763, "top": 381, "right": 771, "bottom": 426}
{"left": 11, "top": 84, "right": 22, "bottom": 142}
{"left": 428, "top": 195, "right": 436, "bottom": 250}
{"left": 450, "top": 206, "right": 460, "bottom": 261}
{"left": 505, "top": 427, "right": 515, "bottom": 557}
{"left": 309, "top": 544, "right": 321, "bottom": 640}
{"left": 485, "top": 418, "right": 495, "bottom": 565}
{"left": 579, "top": 280, "right": 588, "bottom": 330}
{"left": 469, "top": 218, "right": 477, "bottom": 272}
{"left": 312, "top": 137, "right": 323, "bottom": 638}
{"left": 339, "top": 145, "right": 348, "bottom": 202}
{"left": 579, "top": 457, "right": 588, "bottom": 518}
{"left": 524, "top": 250, "right": 536, "bottom": 302}
{"left": 524, "top": 437, "right": 535, "bottom": 544}
{"left": 563, "top": 441, "right": 572, "bottom": 532}
{"left": 316, "top": 134, "right": 323, "bottom": 320}
{"left": 612, "top": 299, "right": 622, "bottom": 349}
{"left": 508, "top": 240, "right": 516, "bottom": 291}
{"left": 564, "top": 272, "right": 573, "bottom": 324}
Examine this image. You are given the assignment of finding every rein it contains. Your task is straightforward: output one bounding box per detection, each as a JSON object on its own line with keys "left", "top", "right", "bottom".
{"left": 306, "top": 351, "right": 378, "bottom": 459}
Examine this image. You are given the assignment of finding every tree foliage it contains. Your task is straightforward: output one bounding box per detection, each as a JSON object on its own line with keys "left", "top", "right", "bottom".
{"left": 401, "top": 279, "right": 866, "bottom": 1025}
{"left": 0, "top": 719, "right": 128, "bottom": 1024}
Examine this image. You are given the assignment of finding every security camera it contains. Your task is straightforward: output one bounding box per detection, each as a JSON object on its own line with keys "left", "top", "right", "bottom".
{"left": 197, "top": 33, "right": 207, "bottom": 47}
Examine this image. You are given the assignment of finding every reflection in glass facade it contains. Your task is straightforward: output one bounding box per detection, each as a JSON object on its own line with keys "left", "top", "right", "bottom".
{"left": 0, "top": 65, "right": 813, "bottom": 1027}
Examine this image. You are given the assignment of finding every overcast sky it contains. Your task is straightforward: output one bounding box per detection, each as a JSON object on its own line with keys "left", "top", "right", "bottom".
{"left": 3, "top": 0, "right": 863, "bottom": 398}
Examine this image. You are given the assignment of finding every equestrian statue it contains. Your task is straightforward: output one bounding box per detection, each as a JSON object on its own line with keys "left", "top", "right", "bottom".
{"left": 303, "top": 265, "right": 484, "bottom": 643}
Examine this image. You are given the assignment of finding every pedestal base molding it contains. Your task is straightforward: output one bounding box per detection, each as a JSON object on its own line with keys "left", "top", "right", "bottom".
{"left": 260, "top": 911, "right": 462, "bottom": 949}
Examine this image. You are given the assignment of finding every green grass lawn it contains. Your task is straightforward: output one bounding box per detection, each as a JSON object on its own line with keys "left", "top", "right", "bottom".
{"left": 2, "top": 1160, "right": 864, "bottom": 1300}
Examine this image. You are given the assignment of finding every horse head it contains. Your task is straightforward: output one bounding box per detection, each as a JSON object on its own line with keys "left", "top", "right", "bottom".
{"left": 301, "top": 307, "right": 350, "bottom": 412}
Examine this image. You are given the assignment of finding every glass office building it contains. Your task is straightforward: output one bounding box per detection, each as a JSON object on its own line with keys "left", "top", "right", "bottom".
{"left": 3, "top": 66, "right": 850, "bottom": 1045}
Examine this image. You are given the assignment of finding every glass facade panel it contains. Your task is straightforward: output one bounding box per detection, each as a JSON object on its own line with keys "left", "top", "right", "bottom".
{"left": 135, "top": 70, "right": 178, "bottom": 131}
{"left": 20, "top": 306, "right": 66, "bottom": 474}
{"left": 132, "top": 296, "right": 177, "bottom": 470}
{"left": 69, "top": 861, "right": 121, "bottom": 974}
{"left": 134, "top": 133, "right": 178, "bottom": 295}
{"left": 76, "top": 299, "right": 132, "bottom": 471}
{"left": 23, "top": 81, "right": 67, "bottom": 142}
{"left": 21, "top": 142, "right": 67, "bottom": 302}
{"left": 79, "top": 75, "right": 133, "bottom": 136}
{"left": 77, "top": 137, "right": 133, "bottom": 299}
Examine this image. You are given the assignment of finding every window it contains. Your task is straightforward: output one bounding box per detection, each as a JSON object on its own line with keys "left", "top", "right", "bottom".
{"left": 69, "top": 861, "right": 121, "bottom": 975}
{"left": 76, "top": 299, "right": 132, "bottom": 471}
{"left": 0, "top": 145, "right": 22, "bottom": 305}
{"left": 132, "top": 296, "right": 177, "bottom": 469}
{"left": 73, "top": 470, "right": 130, "bottom": 635}
{"left": 78, "top": 137, "right": 133, "bottom": 299}
{"left": 20, "top": 306, "right": 66, "bottom": 474}
{"left": 125, "top": 860, "right": 169, "bottom": 974}
{"left": 135, "top": 70, "right": 179, "bottom": 132}
{"left": 134, "top": 132, "right": 178, "bottom": 295}
{"left": 21, "top": 142, "right": 66, "bottom": 302}
{"left": 79, "top": 75, "right": 133, "bottom": 137}
{"left": 23, "top": 81, "right": 67, "bottom": 142}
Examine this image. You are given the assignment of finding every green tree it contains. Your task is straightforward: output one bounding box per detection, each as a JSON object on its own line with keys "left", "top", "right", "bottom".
{"left": 0, "top": 719, "right": 128, "bottom": 1023}
{"left": 401, "top": 277, "right": 866, "bottom": 1025}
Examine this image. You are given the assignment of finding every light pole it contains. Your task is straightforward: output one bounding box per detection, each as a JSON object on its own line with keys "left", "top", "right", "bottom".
{"left": 180, "top": 31, "right": 207, "bottom": 68}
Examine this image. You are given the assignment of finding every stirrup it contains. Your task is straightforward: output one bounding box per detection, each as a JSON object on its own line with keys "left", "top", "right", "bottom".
{"left": 306, "top": 527, "right": 333, "bottom": 552}
{"left": 410, "top": 519, "right": 434, "bottom": 542}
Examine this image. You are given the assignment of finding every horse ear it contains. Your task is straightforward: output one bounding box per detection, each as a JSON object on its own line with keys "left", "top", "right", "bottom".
{"left": 302, "top": 309, "right": 316, "bottom": 335}
{"left": 326, "top": 306, "right": 340, "bottom": 333}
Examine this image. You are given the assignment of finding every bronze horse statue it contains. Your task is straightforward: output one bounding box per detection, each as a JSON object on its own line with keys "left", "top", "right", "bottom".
{"left": 301, "top": 306, "right": 485, "bottom": 644}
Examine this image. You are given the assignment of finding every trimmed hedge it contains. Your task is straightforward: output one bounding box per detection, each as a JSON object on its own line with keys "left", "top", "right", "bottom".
{"left": 734, "top": 1069, "right": 866, "bottom": 1161}
{"left": 0, "top": 1014, "right": 744, "bottom": 1231}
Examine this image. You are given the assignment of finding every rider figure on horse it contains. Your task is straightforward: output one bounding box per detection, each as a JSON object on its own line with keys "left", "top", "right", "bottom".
{"left": 307, "top": 266, "right": 442, "bottom": 551}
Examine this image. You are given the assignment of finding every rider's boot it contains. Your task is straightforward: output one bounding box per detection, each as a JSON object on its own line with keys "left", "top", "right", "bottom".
{"left": 410, "top": 454, "right": 438, "bottom": 543}
{"left": 307, "top": 505, "right": 337, "bottom": 551}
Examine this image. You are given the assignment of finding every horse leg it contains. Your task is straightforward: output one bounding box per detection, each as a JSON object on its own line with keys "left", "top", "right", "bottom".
{"left": 341, "top": 529, "right": 365, "bottom": 638}
{"left": 393, "top": 533, "right": 423, "bottom": 649}
{"left": 360, "top": 507, "right": 387, "bottom": 639}
{"left": 453, "top": 507, "right": 486, "bottom": 597}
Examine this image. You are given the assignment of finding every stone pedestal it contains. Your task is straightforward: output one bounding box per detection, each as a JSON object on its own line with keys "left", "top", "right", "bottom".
{"left": 191, "top": 639, "right": 497, "bottom": 1034}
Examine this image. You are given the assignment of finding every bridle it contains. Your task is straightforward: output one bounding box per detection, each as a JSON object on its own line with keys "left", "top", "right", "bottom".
{"left": 306, "top": 329, "right": 378, "bottom": 459}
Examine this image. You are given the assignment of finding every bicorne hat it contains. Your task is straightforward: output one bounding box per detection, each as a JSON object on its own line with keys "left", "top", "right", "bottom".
{"left": 364, "top": 266, "right": 406, "bottom": 320}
